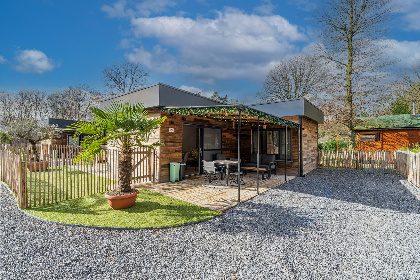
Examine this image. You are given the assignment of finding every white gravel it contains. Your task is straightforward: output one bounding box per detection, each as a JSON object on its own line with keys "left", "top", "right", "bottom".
{"left": 1, "top": 169, "right": 420, "bottom": 279}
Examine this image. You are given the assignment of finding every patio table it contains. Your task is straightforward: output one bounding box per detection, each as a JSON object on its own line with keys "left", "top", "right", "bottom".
{"left": 213, "top": 159, "right": 238, "bottom": 186}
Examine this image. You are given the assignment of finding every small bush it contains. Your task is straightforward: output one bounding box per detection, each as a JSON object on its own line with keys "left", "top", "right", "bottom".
{"left": 399, "top": 143, "right": 420, "bottom": 153}
{"left": 319, "top": 138, "right": 353, "bottom": 151}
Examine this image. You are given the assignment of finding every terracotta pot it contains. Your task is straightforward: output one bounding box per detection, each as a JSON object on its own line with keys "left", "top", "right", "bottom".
{"left": 27, "top": 161, "right": 49, "bottom": 172}
{"left": 105, "top": 189, "right": 139, "bottom": 210}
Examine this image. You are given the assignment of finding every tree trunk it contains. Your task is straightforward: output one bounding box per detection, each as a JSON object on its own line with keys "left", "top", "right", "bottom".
{"left": 30, "top": 142, "right": 40, "bottom": 162}
{"left": 118, "top": 144, "right": 132, "bottom": 193}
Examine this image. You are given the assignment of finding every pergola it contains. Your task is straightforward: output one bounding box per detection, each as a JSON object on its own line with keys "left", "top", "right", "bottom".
{"left": 162, "top": 105, "right": 300, "bottom": 202}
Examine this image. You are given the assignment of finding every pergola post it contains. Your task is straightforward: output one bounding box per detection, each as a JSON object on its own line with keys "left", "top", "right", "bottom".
{"left": 257, "top": 116, "right": 260, "bottom": 194}
{"left": 237, "top": 107, "right": 241, "bottom": 202}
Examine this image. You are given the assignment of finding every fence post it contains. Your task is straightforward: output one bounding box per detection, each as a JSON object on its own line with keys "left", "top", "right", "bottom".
{"left": 19, "top": 159, "right": 28, "bottom": 209}
{"left": 355, "top": 151, "right": 359, "bottom": 170}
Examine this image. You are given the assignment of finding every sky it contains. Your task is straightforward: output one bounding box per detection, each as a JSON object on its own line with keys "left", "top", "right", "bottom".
{"left": 0, "top": 0, "right": 419, "bottom": 103}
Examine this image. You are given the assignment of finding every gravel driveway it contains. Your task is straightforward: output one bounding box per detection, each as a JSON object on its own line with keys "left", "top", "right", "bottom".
{"left": 1, "top": 169, "right": 420, "bottom": 279}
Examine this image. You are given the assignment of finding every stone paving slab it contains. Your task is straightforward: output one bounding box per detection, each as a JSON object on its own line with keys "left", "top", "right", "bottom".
{"left": 135, "top": 174, "right": 296, "bottom": 212}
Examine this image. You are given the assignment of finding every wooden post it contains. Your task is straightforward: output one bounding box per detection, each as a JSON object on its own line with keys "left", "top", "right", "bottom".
{"left": 19, "top": 159, "right": 28, "bottom": 209}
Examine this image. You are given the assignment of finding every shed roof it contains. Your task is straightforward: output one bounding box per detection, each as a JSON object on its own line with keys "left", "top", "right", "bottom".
{"left": 100, "top": 83, "right": 223, "bottom": 109}
{"left": 48, "top": 118, "right": 77, "bottom": 130}
{"left": 249, "top": 98, "right": 324, "bottom": 124}
{"left": 354, "top": 114, "right": 420, "bottom": 131}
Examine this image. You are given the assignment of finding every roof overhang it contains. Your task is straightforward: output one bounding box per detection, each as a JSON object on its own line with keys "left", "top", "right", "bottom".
{"left": 162, "top": 105, "right": 300, "bottom": 128}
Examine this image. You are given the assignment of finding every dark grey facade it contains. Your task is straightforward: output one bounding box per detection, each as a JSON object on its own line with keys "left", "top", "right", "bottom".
{"left": 101, "top": 83, "right": 223, "bottom": 109}
{"left": 249, "top": 99, "right": 324, "bottom": 124}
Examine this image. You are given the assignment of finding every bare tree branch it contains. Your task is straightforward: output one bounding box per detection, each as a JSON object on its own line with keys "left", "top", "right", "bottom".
{"left": 103, "top": 60, "right": 149, "bottom": 95}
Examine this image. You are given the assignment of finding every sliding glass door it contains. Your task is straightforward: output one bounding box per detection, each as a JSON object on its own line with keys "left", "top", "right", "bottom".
{"left": 183, "top": 125, "right": 222, "bottom": 175}
{"left": 252, "top": 129, "right": 291, "bottom": 160}
{"left": 200, "top": 127, "right": 222, "bottom": 173}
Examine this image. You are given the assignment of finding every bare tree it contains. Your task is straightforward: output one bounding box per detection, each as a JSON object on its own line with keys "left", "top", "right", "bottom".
{"left": 315, "top": 0, "right": 393, "bottom": 142}
{"left": 0, "top": 89, "right": 49, "bottom": 124}
{"left": 103, "top": 60, "right": 149, "bottom": 95}
{"left": 260, "top": 55, "right": 327, "bottom": 101}
{"left": 0, "top": 91, "right": 16, "bottom": 124}
{"left": 384, "top": 64, "right": 420, "bottom": 115}
{"left": 47, "top": 85, "right": 103, "bottom": 121}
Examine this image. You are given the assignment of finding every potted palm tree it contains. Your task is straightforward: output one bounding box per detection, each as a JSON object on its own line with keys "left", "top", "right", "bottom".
{"left": 71, "top": 102, "right": 166, "bottom": 210}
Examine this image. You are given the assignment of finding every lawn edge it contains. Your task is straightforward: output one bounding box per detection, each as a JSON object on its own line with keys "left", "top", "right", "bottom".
{"left": 1, "top": 182, "right": 223, "bottom": 231}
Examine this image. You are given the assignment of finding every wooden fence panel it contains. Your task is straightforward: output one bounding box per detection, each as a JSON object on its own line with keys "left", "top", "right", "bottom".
{"left": 0, "top": 144, "right": 158, "bottom": 209}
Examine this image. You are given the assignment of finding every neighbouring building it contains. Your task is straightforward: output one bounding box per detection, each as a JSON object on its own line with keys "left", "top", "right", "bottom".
{"left": 355, "top": 114, "right": 420, "bottom": 151}
{"left": 100, "top": 83, "right": 324, "bottom": 182}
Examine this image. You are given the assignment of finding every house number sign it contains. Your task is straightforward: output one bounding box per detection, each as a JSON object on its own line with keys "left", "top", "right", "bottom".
{"left": 169, "top": 128, "right": 175, "bottom": 133}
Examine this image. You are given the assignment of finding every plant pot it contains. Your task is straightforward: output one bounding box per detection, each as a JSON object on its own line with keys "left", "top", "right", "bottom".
{"left": 27, "top": 161, "right": 49, "bottom": 172}
{"left": 105, "top": 189, "right": 139, "bottom": 210}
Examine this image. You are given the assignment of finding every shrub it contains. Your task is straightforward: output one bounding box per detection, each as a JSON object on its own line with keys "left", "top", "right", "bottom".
{"left": 319, "top": 138, "right": 353, "bottom": 151}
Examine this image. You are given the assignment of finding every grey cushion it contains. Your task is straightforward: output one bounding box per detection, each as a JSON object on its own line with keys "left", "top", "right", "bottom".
{"left": 250, "top": 154, "right": 262, "bottom": 164}
{"left": 261, "top": 154, "right": 276, "bottom": 165}
{"left": 215, "top": 153, "right": 226, "bottom": 160}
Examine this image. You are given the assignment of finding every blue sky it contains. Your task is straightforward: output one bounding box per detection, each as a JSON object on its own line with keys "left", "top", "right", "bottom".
{"left": 0, "top": 0, "right": 419, "bottom": 103}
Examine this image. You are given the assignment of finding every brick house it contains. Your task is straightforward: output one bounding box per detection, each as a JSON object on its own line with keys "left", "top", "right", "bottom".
{"left": 101, "top": 83, "right": 323, "bottom": 182}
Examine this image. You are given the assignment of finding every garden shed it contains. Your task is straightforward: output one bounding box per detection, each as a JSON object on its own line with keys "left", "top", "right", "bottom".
{"left": 100, "top": 83, "right": 323, "bottom": 182}
{"left": 355, "top": 114, "right": 420, "bottom": 151}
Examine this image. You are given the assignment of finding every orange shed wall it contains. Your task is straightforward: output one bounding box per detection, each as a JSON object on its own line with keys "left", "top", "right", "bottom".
{"left": 358, "top": 129, "right": 420, "bottom": 151}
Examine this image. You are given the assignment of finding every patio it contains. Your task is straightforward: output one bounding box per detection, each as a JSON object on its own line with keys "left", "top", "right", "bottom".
{"left": 135, "top": 170, "right": 297, "bottom": 212}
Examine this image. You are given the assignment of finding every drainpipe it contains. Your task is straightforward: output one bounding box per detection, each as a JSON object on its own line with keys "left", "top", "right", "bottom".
{"left": 285, "top": 125, "right": 288, "bottom": 182}
{"left": 237, "top": 107, "right": 241, "bottom": 202}
{"left": 299, "top": 116, "right": 303, "bottom": 177}
{"left": 257, "top": 116, "right": 260, "bottom": 195}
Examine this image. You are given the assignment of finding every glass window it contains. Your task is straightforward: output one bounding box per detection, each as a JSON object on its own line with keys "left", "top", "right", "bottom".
{"left": 203, "top": 127, "right": 221, "bottom": 150}
{"left": 252, "top": 129, "right": 291, "bottom": 160}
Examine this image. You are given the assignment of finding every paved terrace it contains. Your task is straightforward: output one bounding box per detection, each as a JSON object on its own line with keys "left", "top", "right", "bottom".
{"left": 136, "top": 172, "right": 297, "bottom": 212}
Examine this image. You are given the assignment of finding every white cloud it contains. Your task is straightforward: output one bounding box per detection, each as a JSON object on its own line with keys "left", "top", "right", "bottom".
{"left": 179, "top": 85, "right": 214, "bottom": 98}
{"left": 288, "top": 0, "right": 317, "bottom": 12}
{"left": 13, "top": 49, "right": 55, "bottom": 74}
{"left": 0, "top": 55, "right": 6, "bottom": 64}
{"left": 134, "top": 0, "right": 177, "bottom": 17}
{"left": 101, "top": 0, "right": 128, "bottom": 18}
{"left": 126, "top": 9, "right": 307, "bottom": 82}
{"left": 378, "top": 39, "right": 420, "bottom": 67}
{"left": 101, "top": 0, "right": 177, "bottom": 18}
{"left": 254, "top": 0, "right": 276, "bottom": 15}
{"left": 396, "top": 0, "right": 420, "bottom": 31}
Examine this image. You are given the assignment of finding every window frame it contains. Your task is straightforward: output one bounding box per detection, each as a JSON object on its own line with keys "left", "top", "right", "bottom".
{"left": 252, "top": 128, "right": 292, "bottom": 161}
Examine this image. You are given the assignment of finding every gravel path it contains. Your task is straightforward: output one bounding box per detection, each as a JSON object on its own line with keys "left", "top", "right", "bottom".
{"left": 1, "top": 169, "right": 420, "bottom": 279}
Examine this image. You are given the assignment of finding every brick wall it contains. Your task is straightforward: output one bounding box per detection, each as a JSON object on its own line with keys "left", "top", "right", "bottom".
{"left": 284, "top": 116, "right": 319, "bottom": 175}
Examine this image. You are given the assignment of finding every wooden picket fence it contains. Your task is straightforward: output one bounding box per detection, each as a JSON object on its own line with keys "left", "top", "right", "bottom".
{"left": 318, "top": 149, "right": 420, "bottom": 187}
{"left": 0, "top": 144, "right": 158, "bottom": 209}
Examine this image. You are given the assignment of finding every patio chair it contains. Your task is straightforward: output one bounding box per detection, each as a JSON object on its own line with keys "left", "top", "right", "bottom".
{"left": 228, "top": 171, "right": 245, "bottom": 186}
{"left": 202, "top": 160, "right": 222, "bottom": 186}
{"left": 182, "top": 152, "right": 190, "bottom": 163}
{"left": 214, "top": 153, "right": 226, "bottom": 173}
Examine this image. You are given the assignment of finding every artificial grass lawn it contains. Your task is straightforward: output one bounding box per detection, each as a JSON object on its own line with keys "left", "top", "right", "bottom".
{"left": 25, "top": 188, "right": 222, "bottom": 228}
{"left": 27, "top": 167, "right": 115, "bottom": 207}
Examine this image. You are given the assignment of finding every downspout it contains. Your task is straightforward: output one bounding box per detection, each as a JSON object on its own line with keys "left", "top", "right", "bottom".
{"left": 285, "top": 125, "right": 288, "bottom": 182}
{"left": 299, "top": 116, "right": 304, "bottom": 177}
{"left": 237, "top": 107, "right": 241, "bottom": 202}
{"left": 257, "top": 116, "right": 260, "bottom": 195}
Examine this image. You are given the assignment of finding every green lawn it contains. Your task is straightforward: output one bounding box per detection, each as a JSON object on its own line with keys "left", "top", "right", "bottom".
{"left": 24, "top": 188, "right": 222, "bottom": 228}
{"left": 27, "top": 166, "right": 115, "bottom": 207}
